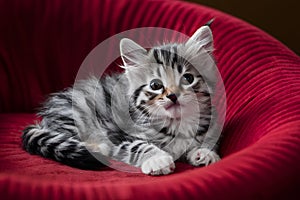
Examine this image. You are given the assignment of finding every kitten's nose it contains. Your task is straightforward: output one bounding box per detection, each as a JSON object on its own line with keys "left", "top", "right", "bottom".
{"left": 166, "top": 93, "right": 178, "bottom": 103}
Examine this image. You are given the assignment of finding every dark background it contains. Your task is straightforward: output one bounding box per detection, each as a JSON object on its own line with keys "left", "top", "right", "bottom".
{"left": 186, "top": 0, "right": 300, "bottom": 55}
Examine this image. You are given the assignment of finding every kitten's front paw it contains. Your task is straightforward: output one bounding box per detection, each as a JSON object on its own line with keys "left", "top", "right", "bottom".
{"left": 188, "top": 148, "right": 220, "bottom": 166}
{"left": 141, "top": 155, "right": 175, "bottom": 176}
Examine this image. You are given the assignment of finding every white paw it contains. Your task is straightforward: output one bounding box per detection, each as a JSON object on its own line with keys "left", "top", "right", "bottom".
{"left": 188, "top": 148, "right": 220, "bottom": 166}
{"left": 141, "top": 155, "right": 175, "bottom": 176}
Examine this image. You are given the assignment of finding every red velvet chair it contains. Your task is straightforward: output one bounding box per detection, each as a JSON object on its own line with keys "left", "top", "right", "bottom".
{"left": 1, "top": 0, "right": 300, "bottom": 199}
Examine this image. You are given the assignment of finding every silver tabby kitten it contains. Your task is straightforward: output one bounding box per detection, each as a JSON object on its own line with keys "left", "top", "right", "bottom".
{"left": 22, "top": 24, "right": 220, "bottom": 175}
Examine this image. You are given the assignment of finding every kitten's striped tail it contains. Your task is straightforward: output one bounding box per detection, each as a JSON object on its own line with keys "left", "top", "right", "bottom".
{"left": 22, "top": 124, "right": 105, "bottom": 170}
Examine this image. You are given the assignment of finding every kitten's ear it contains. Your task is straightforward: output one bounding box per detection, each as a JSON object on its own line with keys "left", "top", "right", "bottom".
{"left": 186, "top": 25, "right": 214, "bottom": 52}
{"left": 120, "top": 38, "right": 147, "bottom": 67}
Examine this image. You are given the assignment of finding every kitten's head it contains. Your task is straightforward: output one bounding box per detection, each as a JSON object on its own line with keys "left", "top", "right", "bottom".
{"left": 120, "top": 25, "right": 216, "bottom": 121}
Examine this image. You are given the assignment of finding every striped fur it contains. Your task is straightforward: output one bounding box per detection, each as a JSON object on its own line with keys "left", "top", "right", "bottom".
{"left": 22, "top": 24, "right": 221, "bottom": 175}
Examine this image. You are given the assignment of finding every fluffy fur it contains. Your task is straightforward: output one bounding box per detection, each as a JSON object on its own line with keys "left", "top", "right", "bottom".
{"left": 22, "top": 24, "right": 221, "bottom": 175}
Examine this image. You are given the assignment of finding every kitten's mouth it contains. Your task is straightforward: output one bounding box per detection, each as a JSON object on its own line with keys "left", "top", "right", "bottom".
{"left": 164, "top": 103, "right": 182, "bottom": 119}
{"left": 164, "top": 102, "right": 181, "bottom": 111}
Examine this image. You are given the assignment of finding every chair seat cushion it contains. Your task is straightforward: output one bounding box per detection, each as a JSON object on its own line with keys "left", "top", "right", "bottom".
{"left": 1, "top": 114, "right": 300, "bottom": 199}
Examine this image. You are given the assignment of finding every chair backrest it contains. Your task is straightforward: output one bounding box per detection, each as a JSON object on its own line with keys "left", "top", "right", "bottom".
{"left": 1, "top": 0, "right": 299, "bottom": 156}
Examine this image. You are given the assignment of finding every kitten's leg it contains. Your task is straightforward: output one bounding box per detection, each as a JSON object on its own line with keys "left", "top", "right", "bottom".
{"left": 187, "top": 108, "right": 222, "bottom": 167}
{"left": 113, "top": 140, "right": 175, "bottom": 175}
{"left": 187, "top": 147, "right": 220, "bottom": 166}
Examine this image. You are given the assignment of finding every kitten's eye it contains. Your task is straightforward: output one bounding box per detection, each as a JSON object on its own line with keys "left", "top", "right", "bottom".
{"left": 181, "top": 73, "right": 194, "bottom": 85}
{"left": 150, "top": 79, "right": 163, "bottom": 90}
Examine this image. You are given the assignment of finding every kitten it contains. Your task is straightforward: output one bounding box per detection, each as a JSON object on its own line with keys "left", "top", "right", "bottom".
{"left": 22, "top": 24, "right": 221, "bottom": 175}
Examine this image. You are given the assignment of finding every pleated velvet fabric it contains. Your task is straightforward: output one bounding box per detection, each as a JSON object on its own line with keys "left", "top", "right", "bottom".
{"left": 0, "top": 0, "right": 300, "bottom": 199}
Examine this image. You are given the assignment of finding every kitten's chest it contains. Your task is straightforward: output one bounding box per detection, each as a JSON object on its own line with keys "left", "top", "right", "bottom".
{"left": 161, "top": 136, "right": 194, "bottom": 160}
{"left": 168, "top": 118, "right": 199, "bottom": 138}
{"left": 152, "top": 120, "right": 199, "bottom": 160}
